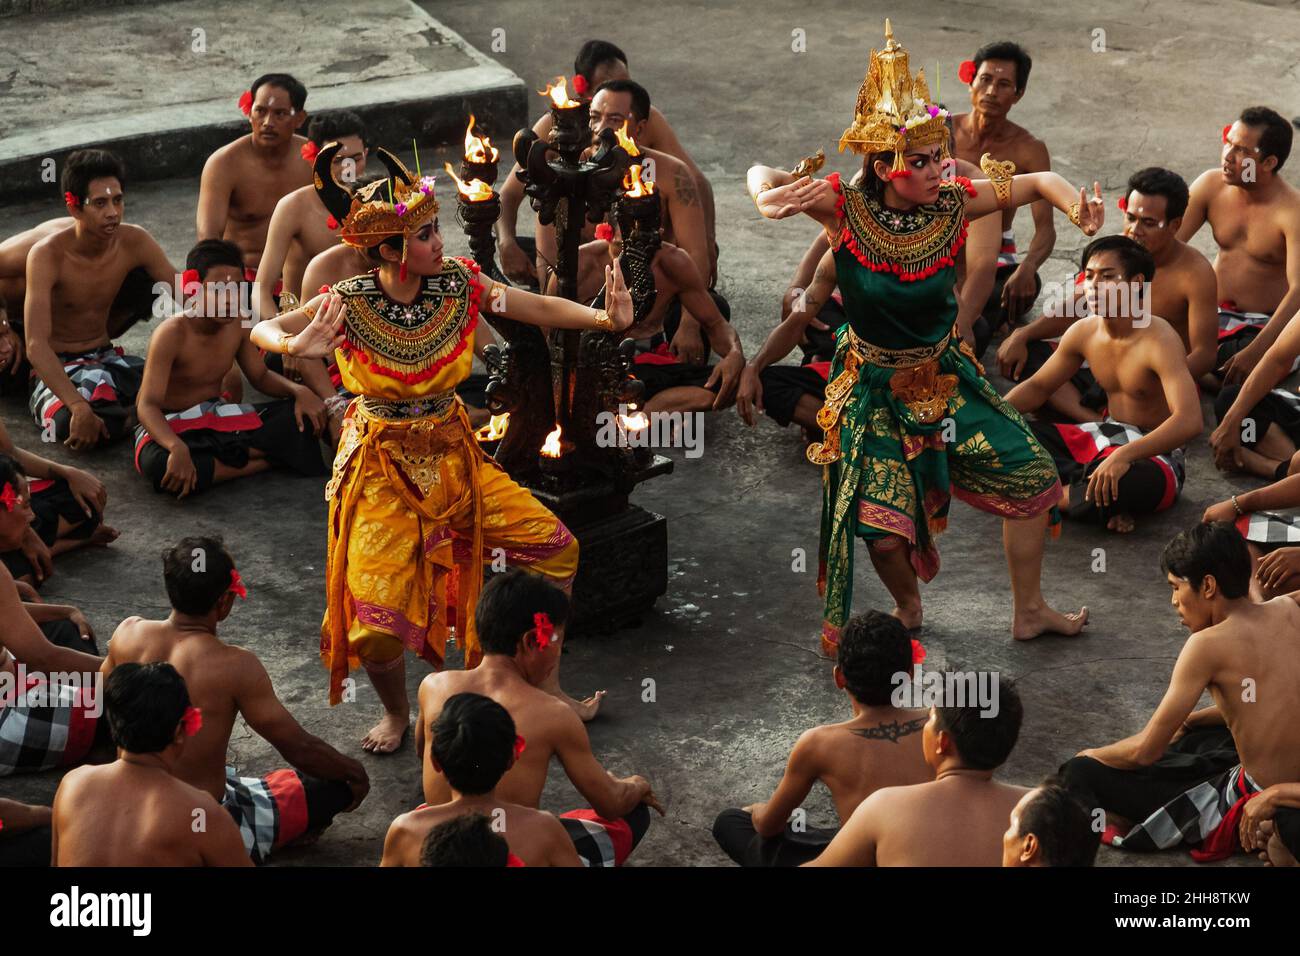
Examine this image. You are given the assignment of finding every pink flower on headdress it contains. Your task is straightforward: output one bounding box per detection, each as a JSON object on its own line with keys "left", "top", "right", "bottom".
{"left": 238, "top": 90, "right": 253, "bottom": 116}
{"left": 927, "top": 105, "right": 941, "bottom": 117}
{"left": 532, "top": 612, "right": 555, "bottom": 648}
{"left": 572, "top": 74, "right": 589, "bottom": 96}
{"left": 911, "top": 639, "right": 926, "bottom": 665}
{"left": 181, "top": 706, "right": 203, "bottom": 737}
{"left": 419, "top": 175, "right": 436, "bottom": 195}
{"left": 0, "top": 482, "right": 18, "bottom": 512}
{"left": 301, "top": 141, "right": 320, "bottom": 163}
{"left": 958, "top": 60, "right": 977, "bottom": 84}
{"left": 394, "top": 202, "right": 408, "bottom": 217}
{"left": 228, "top": 568, "right": 248, "bottom": 600}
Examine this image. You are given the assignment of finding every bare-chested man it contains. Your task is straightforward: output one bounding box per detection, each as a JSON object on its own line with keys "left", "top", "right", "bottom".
{"left": 1062, "top": 523, "right": 1300, "bottom": 865}
{"left": 539, "top": 80, "right": 717, "bottom": 367}
{"left": 102, "top": 536, "right": 368, "bottom": 864}
{"left": 1002, "top": 168, "right": 1218, "bottom": 416}
{"left": 416, "top": 570, "right": 663, "bottom": 867}
{"left": 1178, "top": 107, "right": 1300, "bottom": 384}
{"left": 805, "top": 676, "right": 1028, "bottom": 866}
{"left": 565, "top": 204, "right": 743, "bottom": 414}
{"left": 52, "top": 662, "right": 252, "bottom": 867}
{"left": 135, "top": 240, "right": 327, "bottom": 498}
{"left": 381, "top": 692, "right": 580, "bottom": 866}
{"left": 197, "top": 73, "right": 312, "bottom": 272}
{"left": 951, "top": 41, "right": 1053, "bottom": 352}
{"left": 498, "top": 39, "right": 716, "bottom": 288}
{"left": 25, "top": 150, "right": 176, "bottom": 449}
{"left": 1001, "top": 780, "right": 1098, "bottom": 866}
{"left": 712, "top": 610, "right": 932, "bottom": 866}
{"left": 1007, "top": 236, "right": 1203, "bottom": 534}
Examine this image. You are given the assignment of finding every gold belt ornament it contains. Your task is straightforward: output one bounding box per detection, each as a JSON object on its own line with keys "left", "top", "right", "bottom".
{"left": 806, "top": 327, "right": 959, "bottom": 465}
{"left": 359, "top": 390, "right": 458, "bottom": 421}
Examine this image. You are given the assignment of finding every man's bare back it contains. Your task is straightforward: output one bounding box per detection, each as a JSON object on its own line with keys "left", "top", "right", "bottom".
{"left": 801, "top": 710, "right": 933, "bottom": 821}
{"left": 1195, "top": 595, "right": 1300, "bottom": 787}
{"left": 53, "top": 761, "right": 250, "bottom": 866}
{"left": 382, "top": 799, "right": 579, "bottom": 867}
{"left": 103, "top": 617, "right": 260, "bottom": 800}
{"left": 418, "top": 665, "right": 575, "bottom": 807}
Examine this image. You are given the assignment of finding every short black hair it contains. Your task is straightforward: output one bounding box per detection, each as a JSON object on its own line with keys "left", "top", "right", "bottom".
{"left": 105, "top": 662, "right": 191, "bottom": 754}
{"left": 307, "top": 110, "right": 367, "bottom": 147}
{"left": 837, "top": 610, "right": 912, "bottom": 706}
{"left": 1160, "top": 522, "right": 1252, "bottom": 600}
{"left": 250, "top": 73, "right": 308, "bottom": 112}
{"left": 419, "top": 813, "right": 510, "bottom": 867}
{"left": 1080, "top": 234, "right": 1156, "bottom": 284}
{"left": 593, "top": 79, "right": 651, "bottom": 123}
{"left": 431, "top": 693, "right": 516, "bottom": 795}
{"left": 575, "top": 40, "right": 628, "bottom": 82}
{"left": 973, "top": 41, "right": 1032, "bottom": 93}
{"left": 185, "top": 240, "right": 244, "bottom": 282}
{"left": 1126, "top": 166, "right": 1189, "bottom": 221}
{"left": 934, "top": 675, "right": 1022, "bottom": 770}
{"left": 474, "top": 568, "right": 570, "bottom": 657}
{"left": 61, "top": 149, "right": 126, "bottom": 206}
{"left": 1018, "top": 779, "right": 1099, "bottom": 866}
{"left": 162, "top": 535, "right": 236, "bottom": 615}
{"left": 1239, "top": 106, "right": 1293, "bottom": 171}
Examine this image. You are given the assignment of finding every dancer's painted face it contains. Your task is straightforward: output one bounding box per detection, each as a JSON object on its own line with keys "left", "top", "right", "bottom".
{"left": 878, "top": 146, "right": 944, "bottom": 205}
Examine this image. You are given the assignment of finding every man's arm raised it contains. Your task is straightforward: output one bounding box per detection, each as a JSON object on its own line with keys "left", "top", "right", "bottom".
{"left": 233, "top": 650, "right": 370, "bottom": 810}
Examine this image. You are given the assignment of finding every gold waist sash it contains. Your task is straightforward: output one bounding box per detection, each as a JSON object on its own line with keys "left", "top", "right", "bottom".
{"left": 806, "top": 326, "right": 961, "bottom": 465}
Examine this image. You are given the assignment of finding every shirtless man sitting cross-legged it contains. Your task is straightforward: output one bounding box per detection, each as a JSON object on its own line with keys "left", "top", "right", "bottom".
{"left": 712, "top": 610, "right": 932, "bottom": 866}
{"left": 382, "top": 692, "right": 581, "bottom": 867}
{"left": 417, "top": 569, "right": 664, "bottom": 867}
{"left": 805, "top": 676, "right": 1028, "bottom": 866}
{"left": 52, "top": 662, "right": 252, "bottom": 867}
{"left": 1062, "top": 523, "right": 1300, "bottom": 866}
{"left": 1007, "top": 235, "right": 1203, "bottom": 534}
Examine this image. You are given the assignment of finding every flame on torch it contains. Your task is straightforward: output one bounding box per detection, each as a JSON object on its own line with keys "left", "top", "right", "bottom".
{"left": 613, "top": 120, "right": 640, "bottom": 158}
{"left": 539, "top": 76, "right": 580, "bottom": 109}
{"left": 463, "top": 114, "right": 499, "bottom": 163}
{"left": 624, "top": 164, "right": 656, "bottom": 198}
{"left": 540, "top": 424, "right": 564, "bottom": 457}
{"left": 620, "top": 409, "right": 649, "bottom": 431}
{"left": 474, "top": 413, "right": 509, "bottom": 442}
{"left": 443, "top": 162, "right": 493, "bottom": 202}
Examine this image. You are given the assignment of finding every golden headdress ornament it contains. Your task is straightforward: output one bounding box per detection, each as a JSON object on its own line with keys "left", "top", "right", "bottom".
{"left": 313, "top": 143, "right": 439, "bottom": 279}
{"left": 838, "top": 19, "right": 951, "bottom": 174}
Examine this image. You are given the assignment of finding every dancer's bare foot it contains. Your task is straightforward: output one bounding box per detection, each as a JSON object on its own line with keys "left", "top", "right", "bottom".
{"left": 550, "top": 687, "right": 606, "bottom": 722}
{"left": 891, "top": 602, "right": 922, "bottom": 632}
{"left": 1106, "top": 514, "right": 1135, "bottom": 534}
{"left": 1012, "top": 603, "right": 1088, "bottom": 641}
{"left": 89, "top": 525, "right": 119, "bottom": 546}
{"left": 361, "top": 712, "right": 409, "bottom": 754}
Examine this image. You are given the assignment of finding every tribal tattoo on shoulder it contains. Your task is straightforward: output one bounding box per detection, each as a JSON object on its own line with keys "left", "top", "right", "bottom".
{"left": 674, "top": 167, "right": 699, "bottom": 207}
{"left": 850, "top": 717, "right": 927, "bottom": 743}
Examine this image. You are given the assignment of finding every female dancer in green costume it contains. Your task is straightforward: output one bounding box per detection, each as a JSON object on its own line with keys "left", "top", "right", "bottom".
{"left": 748, "top": 21, "right": 1104, "bottom": 654}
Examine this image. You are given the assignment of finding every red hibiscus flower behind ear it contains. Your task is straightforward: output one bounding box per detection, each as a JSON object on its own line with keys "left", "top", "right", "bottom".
{"left": 63, "top": 191, "right": 80, "bottom": 210}
{"left": 1117, "top": 197, "right": 1128, "bottom": 213}
{"left": 301, "top": 141, "right": 320, "bottom": 163}
{"left": 181, "top": 706, "right": 203, "bottom": 737}
{"left": 572, "top": 74, "right": 589, "bottom": 96}
{"left": 911, "top": 639, "right": 926, "bottom": 665}
{"left": 595, "top": 222, "right": 613, "bottom": 241}
{"left": 0, "top": 482, "right": 18, "bottom": 512}
{"left": 228, "top": 568, "right": 248, "bottom": 600}
{"left": 958, "top": 60, "right": 977, "bottom": 84}
{"left": 1222, "top": 123, "right": 1232, "bottom": 145}
{"left": 532, "top": 612, "right": 554, "bottom": 648}
{"left": 238, "top": 90, "right": 253, "bottom": 116}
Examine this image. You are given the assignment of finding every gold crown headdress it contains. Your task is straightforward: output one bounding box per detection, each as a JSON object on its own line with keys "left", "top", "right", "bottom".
{"left": 313, "top": 143, "right": 439, "bottom": 279}
{"left": 838, "top": 19, "right": 950, "bottom": 173}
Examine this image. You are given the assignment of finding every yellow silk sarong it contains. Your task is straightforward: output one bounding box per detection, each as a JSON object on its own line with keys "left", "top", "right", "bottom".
{"left": 321, "top": 259, "right": 578, "bottom": 704}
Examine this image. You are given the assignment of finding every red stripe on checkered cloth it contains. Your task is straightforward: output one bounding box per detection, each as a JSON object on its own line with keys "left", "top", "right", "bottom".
{"left": 1190, "top": 770, "right": 1258, "bottom": 862}
{"left": 19, "top": 673, "right": 98, "bottom": 767}
{"left": 263, "top": 769, "right": 309, "bottom": 848}
{"left": 560, "top": 808, "right": 634, "bottom": 865}
{"left": 634, "top": 342, "right": 678, "bottom": 366}
{"left": 1053, "top": 421, "right": 1179, "bottom": 510}
{"left": 28, "top": 478, "right": 54, "bottom": 495}
{"left": 133, "top": 401, "right": 263, "bottom": 472}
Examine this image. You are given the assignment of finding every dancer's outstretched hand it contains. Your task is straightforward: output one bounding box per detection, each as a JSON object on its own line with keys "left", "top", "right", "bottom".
{"left": 292, "top": 293, "right": 347, "bottom": 359}
{"left": 1077, "top": 183, "right": 1105, "bottom": 236}
{"left": 756, "top": 176, "right": 826, "bottom": 219}
{"left": 603, "top": 261, "right": 634, "bottom": 332}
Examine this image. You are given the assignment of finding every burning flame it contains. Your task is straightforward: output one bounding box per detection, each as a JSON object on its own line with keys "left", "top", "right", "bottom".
{"left": 624, "top": 164, "right": 656, "bottom": 198}
{"left": 541, "top": 424, "right": 564, "bottom": 457}
{"left": 620, "top": 409, "right": 649, "bottom": 431}
{"left": 614, "top": 120, "right": 640, "bottom": 158}
{"left": 464, "top": 114, "right": 499, "bottom": 163}
{"left": 443, "top": 162, "right": 493, "bottom": 202}
{"left": 540, "top": 76, "right": 580, "bottom": 109}
{"left": 474, "top": 413, "right": 509, "bottom": 442}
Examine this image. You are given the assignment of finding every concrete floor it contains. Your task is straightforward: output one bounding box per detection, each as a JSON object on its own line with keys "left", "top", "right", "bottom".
{"left": 5, "top": 0, "right": 1300, "bottom": 866}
